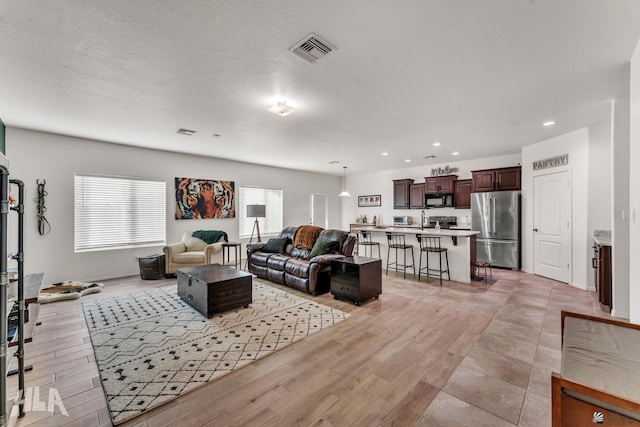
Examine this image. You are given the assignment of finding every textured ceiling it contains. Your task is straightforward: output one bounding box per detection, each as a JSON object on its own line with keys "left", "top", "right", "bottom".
{"left": 1, "top": 0, "right": 639, "bottom": 175}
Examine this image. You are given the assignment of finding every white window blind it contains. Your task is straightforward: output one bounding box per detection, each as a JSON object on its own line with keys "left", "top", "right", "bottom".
{"left": 75, "top": 174, "right": 166, "bottom": 252}
{"left": 239, "top": 186, "right": 283, "bottom": 239}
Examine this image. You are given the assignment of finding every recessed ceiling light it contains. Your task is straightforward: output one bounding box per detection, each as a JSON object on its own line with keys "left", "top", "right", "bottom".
{"left": 433, "top": 142, "right": 441, "bottom": 146}
{"left": 423, "top": 155, "right": 436, "bottom": 159}
{"left": 381, "top": 152, "right": 389, "bottom": 156}
{"left": 543, "top": 120, "right": 556, "bottom": 127}
{"left": 267, "top": 102, "right": 295, "bottom": 116}
{"left": 452, "top": 152, "right": 459, "bottom": 156}
{"left": 177, "top": 128, "right": 197, "bottom": 136}
{"left": 405, "top": 159, "right": 411, "bottom": 163}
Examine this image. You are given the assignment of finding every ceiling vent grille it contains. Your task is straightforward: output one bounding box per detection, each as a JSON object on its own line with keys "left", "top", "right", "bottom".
{"left": 289, "top": 33, "right": 336, "bottom": 64}
{"left": 176, "top": 128, "right": 197, "bottom": 136}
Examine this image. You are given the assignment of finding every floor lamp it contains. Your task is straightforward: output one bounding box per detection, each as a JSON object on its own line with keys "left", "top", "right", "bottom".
{"left": 247, "top": 204, "right": 266, "bottom": 244}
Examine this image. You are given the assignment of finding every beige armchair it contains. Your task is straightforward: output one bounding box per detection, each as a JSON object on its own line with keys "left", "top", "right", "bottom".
{"left": 163, "top": 231, "right": 226, "bottom": 275}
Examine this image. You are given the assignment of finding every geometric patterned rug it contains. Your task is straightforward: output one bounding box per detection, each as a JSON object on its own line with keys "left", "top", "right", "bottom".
{"left": 82, "top": 280, "right": 350, "bottom": 425}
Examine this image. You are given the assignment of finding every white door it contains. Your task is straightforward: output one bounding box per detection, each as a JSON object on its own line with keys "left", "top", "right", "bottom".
{"left": 533, "top": 170, "right": 571, "bottom": 282}
{"left": 311, "top": 193, "right": 328, "bottom": 228}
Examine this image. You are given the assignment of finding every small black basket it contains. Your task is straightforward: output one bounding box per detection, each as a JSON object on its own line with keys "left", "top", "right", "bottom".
{"left": 138, "top": 254, "right": 166, "bottom": 280}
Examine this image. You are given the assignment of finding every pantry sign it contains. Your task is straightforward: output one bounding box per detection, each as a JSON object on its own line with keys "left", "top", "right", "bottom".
{"left": 533, "top": 154, "right": 568, "bottom": 170}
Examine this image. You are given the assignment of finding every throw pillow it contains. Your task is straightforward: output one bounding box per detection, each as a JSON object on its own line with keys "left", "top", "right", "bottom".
{"left": 262, "top": 237, "right": 289, "bottom": 253}
{"left": 309, "top": 238, "right": 339, "bottom": 259}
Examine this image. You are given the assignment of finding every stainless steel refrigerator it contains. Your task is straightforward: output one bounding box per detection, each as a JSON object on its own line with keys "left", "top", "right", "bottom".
{"left": 471, "top": 191, "right": 520, "bottom": 270}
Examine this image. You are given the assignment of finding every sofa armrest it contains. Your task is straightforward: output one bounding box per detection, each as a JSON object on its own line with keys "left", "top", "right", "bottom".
{"left": 310, "top": 253, "right": 345, "bottom": 267}
{"left": 204, "top": 242, "right": 224, "bottom": 263}
{"left": 163, "top": 242, "right": 187, "bottom": 259}
{"left": 246, "top": 243, "right": 266, "bottom": 254}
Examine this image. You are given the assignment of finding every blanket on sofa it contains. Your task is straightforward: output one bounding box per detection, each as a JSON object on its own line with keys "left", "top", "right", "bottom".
{"left": 192, "top": 229, "right": 228, "bottom": 244}
{"left": 294, "top": 225, "right": 323, "bottom": 249}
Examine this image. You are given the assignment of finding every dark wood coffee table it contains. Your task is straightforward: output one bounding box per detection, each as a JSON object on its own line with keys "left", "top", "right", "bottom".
{"left": 177, "top": 264, "right": 252, "bottom": 317}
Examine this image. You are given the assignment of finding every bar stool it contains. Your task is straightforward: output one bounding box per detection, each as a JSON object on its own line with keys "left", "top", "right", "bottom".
{"left": 357, "top": 230, "right": 381, "bottom": 258}
{"left": 385, "top": 232, "right": 415, "bottom": 278}
{"left": 416, "top": 235, "right": 450, "bottom": 286}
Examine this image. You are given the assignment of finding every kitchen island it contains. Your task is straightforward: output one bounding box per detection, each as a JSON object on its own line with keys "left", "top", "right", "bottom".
{"left": 353, "top": 226, "right": 479, "bottom": 283}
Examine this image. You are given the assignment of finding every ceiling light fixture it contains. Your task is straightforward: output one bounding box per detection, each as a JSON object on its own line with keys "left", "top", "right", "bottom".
{"left": 338, "top": 166, "right": 351, "bottom": 197}
{"left": 543, "top": 120, "right": 556, "bottom": 127}
{"left": 405, "top": 159, "right": 411, "bottom": 163}
{"left": 267, "top": 102, "right": 295, "bottom": 116}
{"left": 381, "top": 152, "right": 389, "bottom": 156}
{"left": 452, "top": 152, "right": 459, "bottom": 156}
{"left": 433, "top": 142, "right": 441, "bottom": 146}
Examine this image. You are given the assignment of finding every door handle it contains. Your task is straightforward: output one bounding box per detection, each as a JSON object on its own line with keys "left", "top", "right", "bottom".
{"left": 533, "top": 228, "right": 538, "bottom": 232}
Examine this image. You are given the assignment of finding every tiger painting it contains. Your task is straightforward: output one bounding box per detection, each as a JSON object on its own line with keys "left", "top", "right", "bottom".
{"left": 175, "top": 177, "right": 236, "bottom": 219}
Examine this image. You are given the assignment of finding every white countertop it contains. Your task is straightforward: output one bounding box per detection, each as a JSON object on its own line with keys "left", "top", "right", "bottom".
{"left": 593, "top": 229, "right": 611, "bottom": 246}
{"left": 354, "top": 226, "right": 479, "bottom": 237}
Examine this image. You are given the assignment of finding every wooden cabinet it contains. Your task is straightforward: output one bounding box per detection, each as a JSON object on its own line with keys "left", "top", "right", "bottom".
{"left": 593, "top": 243, "right": 612, "bottom": 311}
{"left": 331, "top": 257, "right": 382, "bottom": 306}
{"left": 393, "top": 179, "right": 414, "bottom": 209}
{"left": 454, "top": 179, "right": 472, "bottom": 209}
{"left": 409, "top": 183, "right": 425, "bottom": 209}
{"left": 424, "top": 175, "right": 457, "bottom": 194}
{"left": 471, "top": 166, "right": 521, "bottom": 192}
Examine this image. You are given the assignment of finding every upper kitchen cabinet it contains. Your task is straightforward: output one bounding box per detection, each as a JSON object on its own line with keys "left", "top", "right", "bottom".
{"left": 393, "top": 179, "right": 414, "bottom": 209}
{"left": 471, "top": 166, "right": 521, "bottom": 192}
{"left": 424, "top": 175, "right": 457, "bottom": 194}
{"left": 454, "top": 179, "right": 472, "bottom": 209}
{"left": 410, "top": 182, "right": 425, "bottom": 209}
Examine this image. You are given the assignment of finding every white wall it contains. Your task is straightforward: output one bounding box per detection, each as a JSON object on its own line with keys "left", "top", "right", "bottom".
{"left": 611, "top": 96, "right": 631, "bottom": 320}
{"left": 6, "top": 128, "right": 343, "bottom": 283}
{"left": 630, "top": 38, "right": 640, "bottom": 324}
{"left": 341, "top": 153, "right": 522, "bottom": 230}
{"left": 521, "top": 128, "right": 590, "bottom": 290}
{"left": 587, "top": 121, "right": 612, "bottom": 283}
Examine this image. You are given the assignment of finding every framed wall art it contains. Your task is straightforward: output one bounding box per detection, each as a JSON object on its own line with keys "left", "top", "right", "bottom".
{"left": 358, "top": 194, "right": 381, "bottom": 207}
{"left": 175, "top": 177, "right": 236, "bottom": 219}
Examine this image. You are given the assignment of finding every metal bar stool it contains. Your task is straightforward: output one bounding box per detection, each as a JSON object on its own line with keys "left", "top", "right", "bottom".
{"left": 357, "top": 230, "right": 381, "bottom": 258}
{"left": 416, "top": 234, "right": 450, "bottom": 286}
{"left": 385, "top": 232, "right": 415, "bottom": 278}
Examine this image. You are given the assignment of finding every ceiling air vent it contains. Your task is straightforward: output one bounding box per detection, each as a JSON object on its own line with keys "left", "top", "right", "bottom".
{"left": 289, "top": 33, "right": 336, "bottom": 64}
{"left": 176, "top": 128, "right": 197, "bottom": 136}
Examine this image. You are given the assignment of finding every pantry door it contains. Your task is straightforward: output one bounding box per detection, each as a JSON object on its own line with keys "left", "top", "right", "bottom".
{"left": 311, "top": 193, "right": 328, "bottom": 228}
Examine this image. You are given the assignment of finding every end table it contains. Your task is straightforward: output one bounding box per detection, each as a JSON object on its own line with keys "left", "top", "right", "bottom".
{"left": 330, "top": 256, "right": 382, "bottom": 306}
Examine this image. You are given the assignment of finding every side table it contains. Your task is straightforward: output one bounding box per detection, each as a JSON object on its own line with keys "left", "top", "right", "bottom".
{"left": 330, "top": 256, "right": 382, "bottom": 306}
{"left": 222, "top": 242, "right": 242, "bottom": 269}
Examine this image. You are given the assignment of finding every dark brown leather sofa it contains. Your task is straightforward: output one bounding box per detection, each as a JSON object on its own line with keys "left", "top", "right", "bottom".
{"left": 246, "top": 226, "right": 356, "bottom": 295}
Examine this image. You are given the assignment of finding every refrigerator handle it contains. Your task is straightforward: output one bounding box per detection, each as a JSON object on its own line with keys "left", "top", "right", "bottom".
{"left": 491, "top": 197, "right": 496, "bottom": 234}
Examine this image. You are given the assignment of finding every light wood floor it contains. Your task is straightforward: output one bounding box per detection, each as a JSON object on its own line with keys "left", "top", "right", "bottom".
{"left": 7, "top": 268, "right": 610, "bottom": 427}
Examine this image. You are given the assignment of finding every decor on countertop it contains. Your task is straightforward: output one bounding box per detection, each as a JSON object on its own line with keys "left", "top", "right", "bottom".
{"left": 35, "top": 179, "right": 51, "bottom": 235}
{"left": 358, "top": 195, "right": 381, "bottom": 207}
{"left": 38, "top": 280, "right": 104, "bottom": 303}
{"left": 175, "top": 177, "right": 235, "bottom": 220}
{"left": 83, "top": 280, "right": 350, "bottom": 425}
{"left": 247, "top": 204, "right": 266, "bottom": 243}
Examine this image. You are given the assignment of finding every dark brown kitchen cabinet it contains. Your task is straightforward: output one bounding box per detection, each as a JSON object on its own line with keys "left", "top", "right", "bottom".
{"left": 409, "top": 183, "right": 425, "bottom": 209}
{"left": 592, "top": 243, "right": 612, "bottom": 311}
{"left": 393, "top": 179, "right": 414, "bottom": 209}
{"left": 471, "top": 166, "right": 521, "bottom": 192}
{"left": 424, "top": 175, "right": 457, "bottom": 194}
{"left": 454, "top": 179, "right": 472, "bottom": 209}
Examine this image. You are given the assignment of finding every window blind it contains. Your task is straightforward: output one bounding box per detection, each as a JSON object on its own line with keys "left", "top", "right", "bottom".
{"left": 239, "top": 186, "right": 283, "bottom": 238}
{"left": 75, "top": 174, "right": 166, "bottom": 252}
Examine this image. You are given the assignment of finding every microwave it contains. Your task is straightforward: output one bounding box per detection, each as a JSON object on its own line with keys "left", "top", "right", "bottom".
{"left": 393, "top": 216, "right": 413, "bottom": 225}
{"left": 425, "top": 193, "right": 454, "bottom": 208}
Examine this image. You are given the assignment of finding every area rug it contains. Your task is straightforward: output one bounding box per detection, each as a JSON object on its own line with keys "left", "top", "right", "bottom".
{"left": 38, "top": 280, "right": 103, "bottom": 303}
{"left": 83, "top": 280, "right": 350, "bottom": 425}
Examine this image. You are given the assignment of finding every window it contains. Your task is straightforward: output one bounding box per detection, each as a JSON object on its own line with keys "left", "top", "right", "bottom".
{"left": 239, "top": 186, "right": 283, "bottom": 239}
{"left": 75, "top": 174, "right": 166, "bottom": 252}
